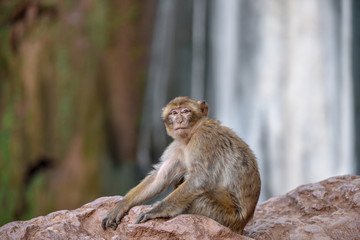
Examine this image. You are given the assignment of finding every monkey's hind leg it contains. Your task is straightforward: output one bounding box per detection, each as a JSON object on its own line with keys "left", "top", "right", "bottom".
{"left": 185, "top": 192, "right": 248, "bottom": 234}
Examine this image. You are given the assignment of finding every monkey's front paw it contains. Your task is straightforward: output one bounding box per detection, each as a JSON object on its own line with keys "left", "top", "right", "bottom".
{"left": 134, "top": 212, "right": 154, "bottom": 224}
{"left": 101, "top": 209, "right": 126, "bottom": 230}
{"left": 101, "top": 216, "right": 117, "bottom": 230}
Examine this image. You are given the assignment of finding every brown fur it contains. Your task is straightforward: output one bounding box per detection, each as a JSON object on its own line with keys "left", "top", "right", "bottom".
{"left": 102, "top": 97, "right": 261, "bottom": 234}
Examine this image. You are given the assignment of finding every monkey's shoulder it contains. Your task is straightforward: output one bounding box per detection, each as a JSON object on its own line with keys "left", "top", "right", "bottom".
{"left": 191, "top": 118, "right": 255, "bottom": 155}
{"left": 190, "top": 119, "right": 239, "bottom": 146}
{"left": 196, "top": 118, "right": 238, "bottom": 137}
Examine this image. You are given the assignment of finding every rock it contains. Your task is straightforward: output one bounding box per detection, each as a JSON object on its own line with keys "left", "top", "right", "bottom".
{"left": 1, "top": 175, "right": 359, "bottom": 240}
{"left": 244, "top": 175, "right": 360, "bottom": 239}
{"left": 0, "top": 196, "right": 248, "bottom": 240}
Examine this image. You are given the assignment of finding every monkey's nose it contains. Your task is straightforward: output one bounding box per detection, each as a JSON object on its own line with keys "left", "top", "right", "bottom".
{"left": 176, "top": 116, "right": 183, "bottom": 123}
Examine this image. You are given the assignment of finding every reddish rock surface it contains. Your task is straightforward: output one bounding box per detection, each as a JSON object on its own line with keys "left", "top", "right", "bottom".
{"left": 0, "top": 175, "right": 359, "bottom": 240}
{"left": 244, "top": 175, "right": 360, "bottom": 239}
{"left": 0, "top": 196, "right": 247, "bottom": 240}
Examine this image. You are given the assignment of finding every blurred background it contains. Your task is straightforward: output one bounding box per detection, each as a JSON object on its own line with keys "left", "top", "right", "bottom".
{"left": 0, "top": 0, "right": 359, "bottom": 226}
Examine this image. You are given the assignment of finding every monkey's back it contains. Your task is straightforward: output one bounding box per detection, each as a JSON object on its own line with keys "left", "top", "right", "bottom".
{"left": 189, "top": 118, "right": 261, "bottom": 220}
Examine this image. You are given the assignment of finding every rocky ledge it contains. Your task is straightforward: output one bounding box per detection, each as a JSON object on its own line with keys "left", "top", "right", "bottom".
{"left": 1, "top": 175, "right": 359, "bottom": 240}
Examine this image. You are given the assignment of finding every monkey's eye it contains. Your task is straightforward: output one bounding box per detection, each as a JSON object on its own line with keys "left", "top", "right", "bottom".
{"left": 181, "top": 109, "right": 191, "bottom": 114}
{"left": 169, "top": 110, "right": 178, "bottom": 115}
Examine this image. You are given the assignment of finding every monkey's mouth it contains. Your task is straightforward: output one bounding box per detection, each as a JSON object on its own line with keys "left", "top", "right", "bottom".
{"left": 174, "top": 127, "right": 189, "bottom": 130}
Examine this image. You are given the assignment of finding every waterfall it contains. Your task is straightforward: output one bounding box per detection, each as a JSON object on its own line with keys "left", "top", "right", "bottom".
{"left": 210, "top": 0, "right": 354, "bottom": 199}
{"left": 139, "top": 0, "right": 355, "bottom": 201}
{"left": 191, "top": 0, "right": 207, "bottom": 100}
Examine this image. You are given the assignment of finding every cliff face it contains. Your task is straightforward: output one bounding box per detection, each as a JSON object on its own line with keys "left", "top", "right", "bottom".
{"left": 1, "top": 175, "right": 359, "bottom": 240}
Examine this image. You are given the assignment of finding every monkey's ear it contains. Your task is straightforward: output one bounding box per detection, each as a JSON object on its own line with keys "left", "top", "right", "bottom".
{"left": 198, "top": 101, "right": 209, "bottom": 117}
{"left": 161, "top": 107, "right": 167, "bottom": 120}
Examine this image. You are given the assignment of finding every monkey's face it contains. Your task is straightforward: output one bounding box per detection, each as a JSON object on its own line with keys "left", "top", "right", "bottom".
{"left": 164, "top": 105, "right": 201, "bottom": 139}
{"left": 167, "top": 107, "right": 193, "bottom": 133}
{"left": 162, "top": 97, "right": 209, "bottom": 140}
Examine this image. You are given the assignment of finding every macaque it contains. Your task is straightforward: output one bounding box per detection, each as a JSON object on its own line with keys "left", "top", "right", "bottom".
{"left": 101, "top": 96, "right": 261, "bottom": 234}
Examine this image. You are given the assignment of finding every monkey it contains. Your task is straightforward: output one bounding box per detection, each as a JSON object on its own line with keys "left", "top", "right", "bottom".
{"left": 101, "top": 96, "right": 261, "bottom": 234}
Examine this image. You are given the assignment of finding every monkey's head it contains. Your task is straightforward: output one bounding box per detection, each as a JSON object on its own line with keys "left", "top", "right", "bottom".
{"left": 162, "top": 97, "right": 209, "bottom": 140}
